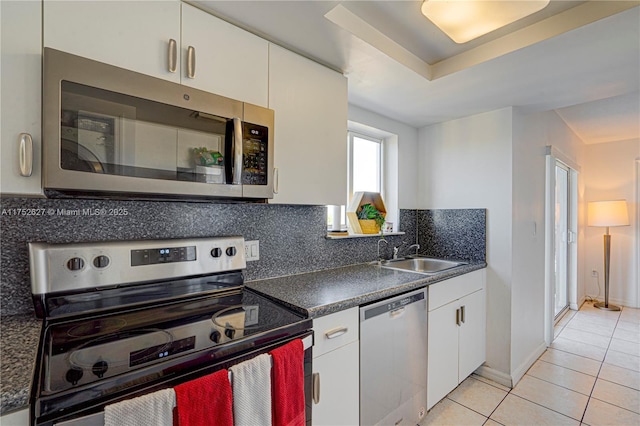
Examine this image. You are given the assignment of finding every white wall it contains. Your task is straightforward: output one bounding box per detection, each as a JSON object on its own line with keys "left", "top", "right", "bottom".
{"left": 418, "top": 107, "right": 514, "bottom": 376}
{"left": 418, "top": 107, "right": 590, "bottom": 385}
{"left": 583, "top": 139, "right": 639, "bottom": 307}
{"left": 511, "top": 109, "right": 585, "bottom": 379}
{"left": 348, "top": 104, "right": 419, "bottom": 209}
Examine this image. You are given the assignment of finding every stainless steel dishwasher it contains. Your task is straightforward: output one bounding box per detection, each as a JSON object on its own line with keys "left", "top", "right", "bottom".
{"left": 360, "top": 287, "right": 428, "bottom": 426}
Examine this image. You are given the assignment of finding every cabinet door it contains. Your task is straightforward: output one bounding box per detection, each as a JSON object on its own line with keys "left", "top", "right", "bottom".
{"left": 312, "top": 341, "right": 359, "bottom": 426}
{"left": 268, "top": 44, "right": 348, "bottom": 205}
{"left": 43, "top": 0, "right": 181, "bottom": 82}
{"left": 181, "top": 3, "right": 268, "bottom": 107}
{"left": 427, "top": 300, "right": 460, "bottom": 410}
{"left": 1, "top": 0, "right": 42, "bottom": 195}
{"left": 458, "top": 288, "right": 486, "bottom": 380}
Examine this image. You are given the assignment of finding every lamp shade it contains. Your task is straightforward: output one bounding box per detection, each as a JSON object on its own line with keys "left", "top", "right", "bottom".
{"left": 587, "top": 200, "right": 629, "bottom": 227}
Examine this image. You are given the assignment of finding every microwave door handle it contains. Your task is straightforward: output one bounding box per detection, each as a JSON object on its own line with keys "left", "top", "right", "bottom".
{"left": 232, "top": 117, "right": 243, "bottom": 185}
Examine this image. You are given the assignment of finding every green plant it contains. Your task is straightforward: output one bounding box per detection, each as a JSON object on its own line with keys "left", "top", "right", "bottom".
{"left": 356, "top": 203, "right": 385, "bottom": 229}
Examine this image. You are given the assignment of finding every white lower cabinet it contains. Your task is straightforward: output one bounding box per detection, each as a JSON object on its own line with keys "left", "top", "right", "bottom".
{"left": 0, "top": 408, "right": 29, "bottom": 425}
{"left": 311, "top": 307, "right": 359, "bottom": 426}
{"left": 427, "top": 270, "right": 486, "bottom": 410}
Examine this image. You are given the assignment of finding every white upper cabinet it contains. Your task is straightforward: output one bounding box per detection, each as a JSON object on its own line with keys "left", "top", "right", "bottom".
{"left": 1, "top": 0, "right": 43, "bottom": 195}
{"left": 268, "top": 44, "right": 348, "bottom": 205}
{"left": 43, "top": 0, "right": 182, "bottom": 83}
{"left": 181, "top": 4, "right": 268, "bottom": 107}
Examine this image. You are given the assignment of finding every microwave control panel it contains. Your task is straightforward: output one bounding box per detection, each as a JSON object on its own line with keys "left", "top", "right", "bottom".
{"left": 242, "top": 123, "right": 268, "bottom": 185}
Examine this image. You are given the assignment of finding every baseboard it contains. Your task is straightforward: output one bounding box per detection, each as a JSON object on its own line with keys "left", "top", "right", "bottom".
{"left": 570, "top": 296, "right": 585, "bottom": 311}
{"left": 474, "top": 365, "right": 513, "bottom": 388}
{"left": 510, "top": 341, "right": 547, "bottom": 386}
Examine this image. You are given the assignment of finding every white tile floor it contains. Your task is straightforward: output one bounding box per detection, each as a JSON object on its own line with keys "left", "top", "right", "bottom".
{"left": 420, "top": 302, "right": 640, "bottom": 425}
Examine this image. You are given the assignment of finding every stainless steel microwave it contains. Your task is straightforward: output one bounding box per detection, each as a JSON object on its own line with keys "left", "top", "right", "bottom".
{"left": 43, "top": 48, "right": 274, "bottom": 200}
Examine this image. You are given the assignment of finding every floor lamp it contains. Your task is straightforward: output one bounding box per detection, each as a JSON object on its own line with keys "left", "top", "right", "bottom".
{"left": 587, "top": 200, "right": 629, "bottom": 311}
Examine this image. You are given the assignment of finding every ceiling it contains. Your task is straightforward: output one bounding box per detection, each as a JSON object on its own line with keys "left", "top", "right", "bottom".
{"left": 192, "top": 1, "right": 640, "bottom": 145}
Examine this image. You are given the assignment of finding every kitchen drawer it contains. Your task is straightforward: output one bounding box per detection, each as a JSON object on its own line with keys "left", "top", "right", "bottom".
{"left": 429, "top": 270, "right": 484, "bottom": 311}
{"left": 312, "top": 307, "right": 359, "bottom": 358}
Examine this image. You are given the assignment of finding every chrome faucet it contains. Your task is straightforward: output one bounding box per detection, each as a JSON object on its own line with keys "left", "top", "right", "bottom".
{"left": 392, "top": 242, "right": 421, "bottom": 259}
{"left": 407, "top": 243, "right": 420, "bottom": 255}
{"left": 377, "top": 238, "right": 388, "bottom": 263}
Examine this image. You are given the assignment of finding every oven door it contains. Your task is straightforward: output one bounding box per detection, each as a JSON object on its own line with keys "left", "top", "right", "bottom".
{"left": 43, "top": 48, "right": 273, "bottom": 201}
{"left": 34, "top": 333, "right": 313, "bottom": 426}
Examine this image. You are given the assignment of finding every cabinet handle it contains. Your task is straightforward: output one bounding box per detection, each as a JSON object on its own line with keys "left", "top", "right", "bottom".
{"left": 168, "top": 39, "right": 177, "bottom": 73}
{"left": 461, "top": 305, "right": 466, "bottom": 323}
{"left": 325, "top": 326, "right": 348, "bottom": 339}
{"left": 18, "top": 133, "right": 33, "bottom": 177}
{"left": 273, "top": 167, "right": 279, "bottom": 194}
{"left": 187, "top": 45, "right": 196, "bottom": 78}
{"left": 456, "top": 308, "right": 461, "bottom": 326}
{"left": 312, "top": 372, "right": 320, "bottom": 404}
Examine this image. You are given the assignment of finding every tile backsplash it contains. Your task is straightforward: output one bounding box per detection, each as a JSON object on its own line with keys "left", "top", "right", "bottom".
{"left": 0, "top": 198, "right": 416, "bottom": 316}
{"left": 417, "top": 209, "right": 486, "bottom": 262}
{"left": 1, "top": 198, "right": 484, "bottom": 317}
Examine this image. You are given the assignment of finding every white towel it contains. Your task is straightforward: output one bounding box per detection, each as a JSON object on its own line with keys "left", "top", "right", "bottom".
{"left": 230, "top": 353, "right": 272, "bottom": 426}
{"left": 104, "top": 388, "right": 175, "bottom": 426}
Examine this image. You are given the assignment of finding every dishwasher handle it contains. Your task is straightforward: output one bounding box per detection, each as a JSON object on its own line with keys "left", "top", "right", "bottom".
{"left": 360, "top": 288, "right": 426, "bottom": 321}
{"left": 389, "top": 307, "right": 405, "bottom": 319}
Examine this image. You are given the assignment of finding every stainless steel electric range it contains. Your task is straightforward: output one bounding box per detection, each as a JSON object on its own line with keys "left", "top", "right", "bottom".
{"left": 28, "top": 236, "right": 312, "bottom": 426}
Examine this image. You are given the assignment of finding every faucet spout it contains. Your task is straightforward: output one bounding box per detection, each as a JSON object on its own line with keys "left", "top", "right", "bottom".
{"left": 377, "top": 238, "right": 388, "bottom": 263}
{"left": 407, "top": 243, "right": 420, "bottom": 255}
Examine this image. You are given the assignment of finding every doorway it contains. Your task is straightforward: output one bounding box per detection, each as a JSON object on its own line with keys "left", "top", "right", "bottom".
{"left": 554, "top": 162, "right": 571, "bottom": 319}
{"left": 544, "top": 148, "right": 579, "bottom": 345}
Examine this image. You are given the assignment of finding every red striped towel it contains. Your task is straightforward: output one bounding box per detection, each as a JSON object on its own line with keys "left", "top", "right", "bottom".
{"left": 270, "top": 339, "right": 305, "bottom": 426}
{"left": 175, "top": 369, "right": 233, "bottom": 426}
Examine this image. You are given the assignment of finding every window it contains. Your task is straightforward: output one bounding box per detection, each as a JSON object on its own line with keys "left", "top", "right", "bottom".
{"left": 348, "top": 132, "right": 382, "bottom": 197}
{"left": 327, "top": 132, "right": 383, "bottom": 231}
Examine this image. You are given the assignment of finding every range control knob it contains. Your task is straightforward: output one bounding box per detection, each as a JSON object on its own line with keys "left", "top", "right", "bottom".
{"left": 224, "top": 327, "right": 236, "bottom": 339}
{"left": 65, "top": 367, "right": 83, "bottom": 385}
{"left": 226, "top": 247, "right": 237, "bottom": 257}
{"left": 209, "top": 330, "right": 221, "bottom": 343}
{"left": 92, "top": 360, "right": 108, "bottom": 378}
{"left": 93, "top": 255, "right": 110, "bottom": 269}
{"left": 210, "top": 247, "right": 222, "bottom": 258}
{"left": 66, "top": 257, "right": 85, "bottom": 271}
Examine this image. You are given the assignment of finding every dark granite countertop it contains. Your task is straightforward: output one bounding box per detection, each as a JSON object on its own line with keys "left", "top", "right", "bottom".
{"left": 0, "top": 261, "right": 485, "bottom": 415}
{"left": 246, "top": 261, "right": 486, "bottom": 318}
{"left": 1, "top": 314, "right": 41, "bottom": 416}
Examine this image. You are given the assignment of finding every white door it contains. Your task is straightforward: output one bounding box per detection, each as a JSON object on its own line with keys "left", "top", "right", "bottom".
{"left": 554, "top": 162, "right": 570, "bottom": 319}
{"left": 1, "top": 0, "right": 43, "bottom": 195}
{"left": 458, "top": 289, "right": 486, "bottom": 380}
{"left": 181, "top": 3, "right": 268, "bottom": 107}
{"left": 312, "top": 342, "right": 359, "bottom": 426}
{"left": 43, "top": 0, "right": 181, "bottom": 82}
{"left": 426, "top": 300, "right": 459, "bottom": 410}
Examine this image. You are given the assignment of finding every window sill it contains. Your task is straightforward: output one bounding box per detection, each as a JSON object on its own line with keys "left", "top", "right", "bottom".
{"left": 325, "top": 231, "right": 405, "bottom": 240}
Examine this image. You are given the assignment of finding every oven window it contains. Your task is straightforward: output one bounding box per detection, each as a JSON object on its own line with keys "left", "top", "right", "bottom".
{"left": 60, "top": 81, "right": 229, "bottom": 184}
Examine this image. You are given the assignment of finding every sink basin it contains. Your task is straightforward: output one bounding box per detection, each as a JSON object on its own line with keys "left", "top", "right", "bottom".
{"left": 378, "top": 257, "right": 467, "bottom": 274}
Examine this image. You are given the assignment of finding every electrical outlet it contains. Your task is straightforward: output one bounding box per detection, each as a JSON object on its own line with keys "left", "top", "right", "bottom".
{"left": 591, "top": 270, "right": 598, "bottom": 277}
{"left": 245, "top": 240, "right": 260, "bottom": 261}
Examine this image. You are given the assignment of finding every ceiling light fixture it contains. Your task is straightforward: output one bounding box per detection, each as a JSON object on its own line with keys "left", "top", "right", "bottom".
{"left": 421, "top": 0, "right": 551, "bottom": 44}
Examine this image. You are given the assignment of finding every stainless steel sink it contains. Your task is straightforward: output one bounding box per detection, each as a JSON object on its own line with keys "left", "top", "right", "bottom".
{"left": 378, "top": 256, "right": 467, "bottom": 274}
